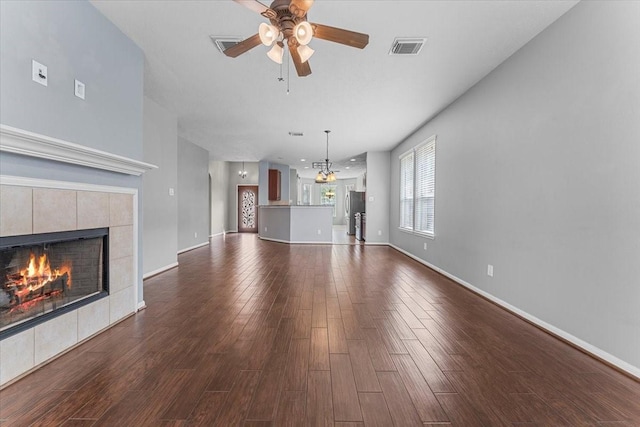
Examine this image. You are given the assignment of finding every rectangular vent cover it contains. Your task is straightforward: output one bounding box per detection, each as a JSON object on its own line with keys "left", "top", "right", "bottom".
{"left": 389, "top": 38, "right": 427, "bottom": 55}
{"left": 211, "top": 36, "right": 241, "bottom": 54}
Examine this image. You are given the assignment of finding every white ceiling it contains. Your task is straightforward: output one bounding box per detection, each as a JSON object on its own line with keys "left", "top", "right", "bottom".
{"left": 91, "top": 0, "right": 577, "bottom": 179}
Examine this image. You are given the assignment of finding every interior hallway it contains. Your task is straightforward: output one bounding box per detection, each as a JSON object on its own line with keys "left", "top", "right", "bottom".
{"left": 1, "top": 233, "right": 639, "bottom": 425}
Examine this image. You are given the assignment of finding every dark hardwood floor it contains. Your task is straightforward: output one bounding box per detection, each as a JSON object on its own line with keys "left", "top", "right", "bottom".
{"left": 2, "top": 233, "right": 639, "bottom": 426}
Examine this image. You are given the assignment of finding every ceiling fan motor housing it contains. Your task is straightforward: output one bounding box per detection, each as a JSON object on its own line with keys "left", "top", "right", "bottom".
{"left": 265, "top": 0, "right": 309, "bottom": 44}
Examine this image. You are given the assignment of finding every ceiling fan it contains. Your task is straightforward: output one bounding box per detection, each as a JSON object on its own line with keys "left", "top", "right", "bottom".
{"left": 224, "top": 0, "right": 369, "bottom": 77}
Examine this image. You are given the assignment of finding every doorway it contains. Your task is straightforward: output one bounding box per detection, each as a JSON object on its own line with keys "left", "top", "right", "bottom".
{"left": 238, "top": 185, "right": 258, "bottom": 233}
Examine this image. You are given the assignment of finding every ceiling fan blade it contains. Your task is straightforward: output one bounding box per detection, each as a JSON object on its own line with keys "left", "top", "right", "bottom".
{"left": 223, "top": 34, "right": 262, "bottom": 58}
{"left": 233, "top": 0, "right": 270, "bottom": 15}
{"left": 290, "top": 46, "right": 312, "bottom": 77}
{"left": 311, "top": 23, "right": 369, "bottom": 49}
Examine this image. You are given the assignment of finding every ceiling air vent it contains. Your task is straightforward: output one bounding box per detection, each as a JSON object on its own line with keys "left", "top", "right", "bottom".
{"left": 210, "top": 36, "right": 242, "bottom": 54}
{"left": 389, "top": 38, "right": 427, "bottom": 56}
{"left": 288, "top": 131, "right": 304, "bottom": 137}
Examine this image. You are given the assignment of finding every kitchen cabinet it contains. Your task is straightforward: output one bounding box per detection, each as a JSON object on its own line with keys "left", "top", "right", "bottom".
{"left": 268, "top": 169, "right": 281, "bottom": 201}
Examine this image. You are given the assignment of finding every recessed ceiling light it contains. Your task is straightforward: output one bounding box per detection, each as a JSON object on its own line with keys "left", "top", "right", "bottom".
{"left": 300, "top": 159, "right": 306, "bottom": 162}
{"left": 350, "top": 158, "right": 356, "bottom": 162}
{"left": 304, "top": 166, "right": 309, "bottom": 169}
{"left": 346, "top": 166, "right": 350, "bottom": 169}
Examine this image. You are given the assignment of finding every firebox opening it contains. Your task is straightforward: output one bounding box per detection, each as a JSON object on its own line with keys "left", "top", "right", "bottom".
{"left": 0, "top": 228, "right": 109, "bottom": 340}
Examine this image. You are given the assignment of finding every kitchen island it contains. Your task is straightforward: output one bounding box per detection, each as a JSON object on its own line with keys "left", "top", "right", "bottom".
{"left": 258, "top": 205, "right": 333, "bottom": 244}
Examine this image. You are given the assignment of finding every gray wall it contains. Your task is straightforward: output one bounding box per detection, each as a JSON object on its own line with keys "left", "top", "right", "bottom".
{"left": 0, "top": 0, "right": 145, "bottom": 301}
{"left": 365, "top": 152, "right": 391, "bottom": 244}
{"left": 226, "top": 161, "right": 259, "bottom": 232}
{"left": 177, "top": 139, "right": 209, "bottom": 251}
{"left": 389, "top": 0, "right": 640, "bottom": 371}
{"left": 209, "top": 160, "right": 229, "bottom": 235}
{"left": 0, "top": 0, "right": 143, "bottom": 161}
{"left": 143, "top": 97, "right": 178, "bottom": 275}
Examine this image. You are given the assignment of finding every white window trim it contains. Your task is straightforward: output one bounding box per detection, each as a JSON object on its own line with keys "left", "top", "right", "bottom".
{"left": 398, "top": 135, "right": 436, "bottom": 239}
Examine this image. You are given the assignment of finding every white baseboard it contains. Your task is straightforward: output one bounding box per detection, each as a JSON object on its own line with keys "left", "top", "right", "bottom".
{"left": 388, "top": 244, "right": 640, "bottom": 380}
{"left": 143, "top": 262, "right": 179, "bottom": 279}
{"left": 364, "top": 241, "right": 390, "bottom": 246}
{"left": 209, "top": 231, "right": 225, "bottom": 238}
{"left": 177, "top": 241, "right": 210, "bottom": 254}
{"left": 136, "top": 300, "right": 147, "bottom": 311}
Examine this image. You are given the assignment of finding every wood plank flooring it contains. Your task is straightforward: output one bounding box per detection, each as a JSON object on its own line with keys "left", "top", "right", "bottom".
{"left": 1, "top": 233, "right": 639, "bottom": 426}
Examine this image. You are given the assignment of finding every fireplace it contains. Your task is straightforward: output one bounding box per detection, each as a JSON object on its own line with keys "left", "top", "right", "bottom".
{"left": 0, "top": 228, "right": 109, "bottom": 339}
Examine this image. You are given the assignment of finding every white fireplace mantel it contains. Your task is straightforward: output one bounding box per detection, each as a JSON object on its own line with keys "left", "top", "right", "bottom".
{"left": 0, "top": 124, "right": 157, "bottom": 176}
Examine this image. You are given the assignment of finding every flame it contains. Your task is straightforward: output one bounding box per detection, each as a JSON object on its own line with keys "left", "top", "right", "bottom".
{"left": 19, "top": 252, "right": 72, "bottom": 292}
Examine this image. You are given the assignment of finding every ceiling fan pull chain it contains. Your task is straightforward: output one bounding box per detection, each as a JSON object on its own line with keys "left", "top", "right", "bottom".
{"left": 287, "top": 46, "right": 290, "bottom": 95}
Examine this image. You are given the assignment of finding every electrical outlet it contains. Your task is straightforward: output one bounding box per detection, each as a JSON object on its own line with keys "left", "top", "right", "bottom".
{"left": 32, "top": 60, "right": 47, "bottom": 86}
{"left": 424, "top": 242, "right": 428, "bottom": 251}
{"left": 487, "top": 264, "right": 494, "bottom": 277}
{"left": 378, "top": 230, "right": 382, "bottom": 236}
{"left": 169, "top": 188, "right": 175, "bottom": 196}
{"left": 194, "top": 232, "right": 198, "bottom": 238}
{"left": 317, "top": 229, "right": 322, "bottom": 235}
{"left": 264, "top": 226, "right": 268, "bottom": 232}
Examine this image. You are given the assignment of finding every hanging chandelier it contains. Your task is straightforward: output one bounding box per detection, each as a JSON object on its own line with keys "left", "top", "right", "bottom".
{"left": 239, "top": 161, "right": 247, "bottom": 179}
{"left": 314, "top": 130, "right": 336, "bottom": 183}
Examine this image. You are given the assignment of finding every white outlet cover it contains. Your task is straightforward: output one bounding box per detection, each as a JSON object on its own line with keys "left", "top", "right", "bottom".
{"left": 487, "top": 264, "right": 494, "bottom": 277}
{"left": 168, "top": 188, "right": 175, "bottom": 196}
{"left": 317, "top": 229, "right": 322, "bottom": 235}
{"left": 32, "top": 60, "right": 47, "bottom": 86}
{"left": 424, "top": 242, "right": 428, "bottom": 250}
{"left": 74, "top": 79, "right": 85, "bottom": 99}
{"left": 378, "top": 230, "right": 382, "bottom": 236}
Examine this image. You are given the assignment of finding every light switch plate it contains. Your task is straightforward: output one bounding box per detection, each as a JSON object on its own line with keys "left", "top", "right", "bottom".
{"left": 32, "top": 60, "right": 47, "bottom": 86}
{"left": 74, "top": 79, "right": 85, "bottom": 99}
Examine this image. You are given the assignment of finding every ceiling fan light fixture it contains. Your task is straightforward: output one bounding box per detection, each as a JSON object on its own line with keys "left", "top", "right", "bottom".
{"left": 315, "top": 171, "right": 326, "bottom": 183}
{"left": 297, "top": 44, "right": 314, "bottom": 63}
{"left": 267, "top": 43, "right": 284, "bottom": 64}
{"left": 294, "top": 21, "right": 313, "bottom": 45}
{"left": 259, "top": 22, "right": 280, "bottom": 46}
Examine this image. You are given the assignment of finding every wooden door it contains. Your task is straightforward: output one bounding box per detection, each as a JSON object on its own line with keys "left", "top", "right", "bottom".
{"left": 238, "top": 185, "right": 258, "bottom": 233}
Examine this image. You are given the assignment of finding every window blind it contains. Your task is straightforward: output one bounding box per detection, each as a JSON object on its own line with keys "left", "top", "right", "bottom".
{"left": 398, "top": 135, "right": 436, "bottom": 236}
{"left": 399, "top": 151, "right": 414, "bottom": 230}
{"left": 414, "top": 139, "right": 435, "bottom": 234}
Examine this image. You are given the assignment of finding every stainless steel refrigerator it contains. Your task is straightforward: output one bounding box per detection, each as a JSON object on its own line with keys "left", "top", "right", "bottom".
{"left": 345, "top": 191, "right": 365, "bottom": 235}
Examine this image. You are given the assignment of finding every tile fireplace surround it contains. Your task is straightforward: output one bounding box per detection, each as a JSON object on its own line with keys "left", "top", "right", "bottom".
{"left": 0, "top": 125, "right": 155, "bottom": 387}
{"left": 0, "top": 179, "right": 138, "bottom": 386}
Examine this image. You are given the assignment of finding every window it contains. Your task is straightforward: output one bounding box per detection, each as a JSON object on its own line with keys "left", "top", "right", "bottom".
{"left": 399, "top": 135, "right": 436, "bottom": 236}
{"left": 301, "top": 184, "right": 312, "bottom": 205}
{"left": 320, "top": 184, "right": 337, "bottom": 217}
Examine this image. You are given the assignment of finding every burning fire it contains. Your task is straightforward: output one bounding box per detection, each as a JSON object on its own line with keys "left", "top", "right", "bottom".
{"left": 19, "top": 253, "right": 72, "bottom": 292}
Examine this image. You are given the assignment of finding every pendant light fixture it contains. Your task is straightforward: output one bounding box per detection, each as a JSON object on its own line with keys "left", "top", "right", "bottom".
{"left": 239, "top": 161, "right": 247, "bottom": 179}
{"left": 315, "top": 130, "right": 336, "bottom": 183}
